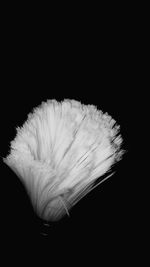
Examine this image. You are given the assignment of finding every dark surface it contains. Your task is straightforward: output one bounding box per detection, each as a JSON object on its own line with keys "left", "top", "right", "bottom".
{"left": 0, "top": 12, "right": 135, "bottom": 260}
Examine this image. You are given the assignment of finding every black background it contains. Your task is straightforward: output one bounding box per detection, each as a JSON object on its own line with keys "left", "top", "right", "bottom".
{"left": 0, "top": 5, "right": 139, "bottom": 262}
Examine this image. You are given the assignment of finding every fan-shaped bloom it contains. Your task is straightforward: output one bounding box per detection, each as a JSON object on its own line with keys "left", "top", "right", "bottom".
{"left": 4, "top": 99, "right": 123, "bottom": 221}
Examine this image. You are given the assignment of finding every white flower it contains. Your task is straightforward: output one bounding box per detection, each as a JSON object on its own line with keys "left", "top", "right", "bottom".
{"left": 4, "top": 99, "right": 123, "bottom": 221}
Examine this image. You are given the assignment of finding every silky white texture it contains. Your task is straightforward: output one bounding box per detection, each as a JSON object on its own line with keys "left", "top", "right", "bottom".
{"left": 4, "top": 99, "right": 123, "bottom": 221}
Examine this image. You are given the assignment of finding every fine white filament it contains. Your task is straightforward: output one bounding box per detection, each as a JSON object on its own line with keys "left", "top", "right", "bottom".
{"left": 4, "top": 99, "right": 123, "bottom": 221}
